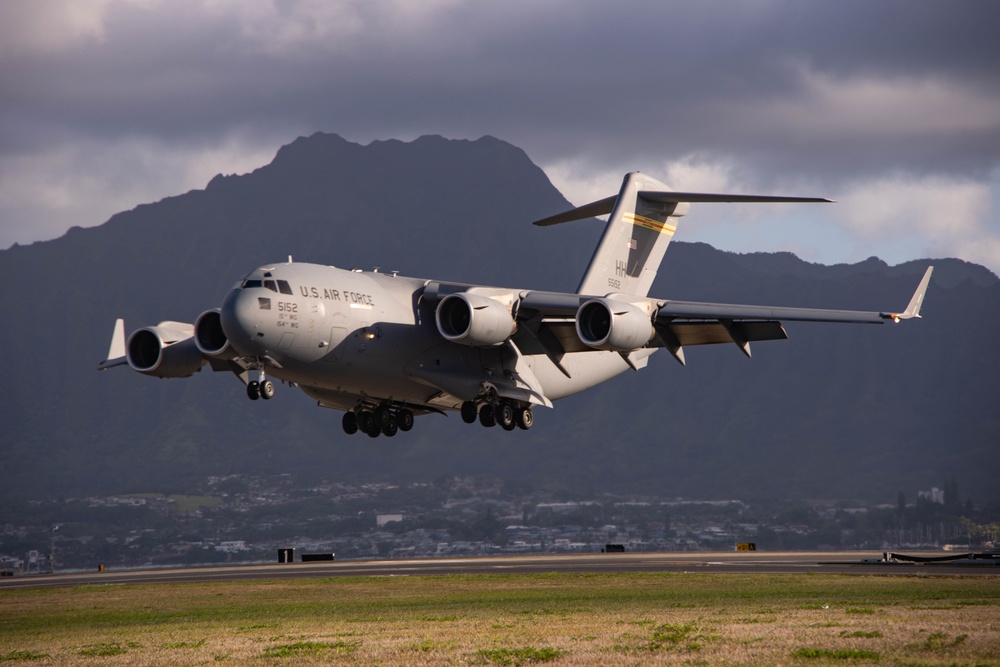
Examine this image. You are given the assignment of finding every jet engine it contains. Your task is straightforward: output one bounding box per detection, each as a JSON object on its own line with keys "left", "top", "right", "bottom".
{"left": 576, "top": 298, "right": 654, "bottom": 351}
{"left": 126, "top": 323, "right": 206, "bottom": 378}
{"left": 194, "top": 309, "right": 234, "bottom": 359}
{"left": 436, "top": 293, "right": 516, "bottom": 346}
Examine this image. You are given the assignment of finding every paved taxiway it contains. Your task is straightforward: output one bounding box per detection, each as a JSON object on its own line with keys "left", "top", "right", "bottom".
{"left": 2, "top": 551, "right": 996, "bottom": 590}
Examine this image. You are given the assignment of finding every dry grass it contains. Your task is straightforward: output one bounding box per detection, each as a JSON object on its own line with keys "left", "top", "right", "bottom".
{"left": 1, "top": 572, "right": 998, "bottom": 665}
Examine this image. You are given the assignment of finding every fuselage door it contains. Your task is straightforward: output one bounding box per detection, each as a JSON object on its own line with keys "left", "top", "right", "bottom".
{"left": 323, "top": 313, "right": 350, "bottom": 363}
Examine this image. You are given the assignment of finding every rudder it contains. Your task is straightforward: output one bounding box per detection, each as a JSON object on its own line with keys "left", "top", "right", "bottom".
{"left": 576, "top": 172, "right": 686, "bottom": 297}
{"left": 531, "top": 172, "right": 830, "bottom": 298}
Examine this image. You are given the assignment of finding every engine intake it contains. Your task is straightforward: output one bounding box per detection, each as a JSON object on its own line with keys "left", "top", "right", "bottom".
{"left": 194, "top": 309, "right": 233, "bottom": 358}
{"left": 127, "top": 324, "right": 206, "bottom": 378}
{"left": 576, "top": 298, "right": 654, "bottom": 351}
{"left": 436, "top": 293, "right": 516, "bottom": 346}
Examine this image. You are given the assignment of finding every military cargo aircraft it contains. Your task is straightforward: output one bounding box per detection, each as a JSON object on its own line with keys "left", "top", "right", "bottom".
{"left": 99, "top": 172, "right": 933, "bottom": 437}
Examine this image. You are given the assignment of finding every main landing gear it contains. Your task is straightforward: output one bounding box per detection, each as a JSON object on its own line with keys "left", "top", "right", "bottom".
{"left": 461, "top": 398, "right": 532, "bottom": 431}
{"left": 342, "top": 403, "right": 415, "bottom": 438}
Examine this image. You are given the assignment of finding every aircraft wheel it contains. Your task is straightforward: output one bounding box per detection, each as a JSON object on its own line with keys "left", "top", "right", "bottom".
{"left": 516, "top": 407, "right": 533, "bottom": 430}
{"left": 259, "top": 380, "right": 275, "bottom": 400}
{"left": 367, "top": 424, "right": 381, "bottom": 438}
{"left": 342, "top": 411, "right": 359, "bottom": 435}
{"left": 247, "top": 381, "right": 261, "bottom": 400}
{"left": 374, "top": 404, "right": 392, "bottom": 429}
{"left": 498, "top": 402, "right": 516, "bottom": 431}
{"left": 382, "top": 416, "right": 398, "bottom": 437}
{"left": 479, "top": 404, "right": 496, "bottom": 427}
{"left": 397, "top": 410, "right": 414, "bottom": 432}
{"left": 358, "top": 410, "right": 376, "bottom": 434}
{"left": 460, "top": 401, "right": 478, "bottom": 424}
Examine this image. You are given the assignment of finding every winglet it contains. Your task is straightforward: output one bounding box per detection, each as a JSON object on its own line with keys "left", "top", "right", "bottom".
{"left": 98, "top": 318, "right": 128, "bottom": 370}
{"left": 881, "top": 266, "right": 934, "bottom": 323}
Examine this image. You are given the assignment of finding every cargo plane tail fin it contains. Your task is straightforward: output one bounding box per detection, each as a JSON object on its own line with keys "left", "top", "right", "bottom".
{"left": 533, "top": 172, "right": 832, "bottom": 297}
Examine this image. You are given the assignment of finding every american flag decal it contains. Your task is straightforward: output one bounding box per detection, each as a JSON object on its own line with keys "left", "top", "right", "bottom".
{"left": 628, "top": 238, "right": 637, "bottom": 250}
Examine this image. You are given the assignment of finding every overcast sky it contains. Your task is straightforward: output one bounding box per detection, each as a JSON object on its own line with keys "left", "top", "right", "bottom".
{"left": 3, "top": 0, "right": 999, "bottom": 273}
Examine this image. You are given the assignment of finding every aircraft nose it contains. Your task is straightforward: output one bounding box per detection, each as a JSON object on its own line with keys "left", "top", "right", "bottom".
{"left": 220, "top": 288, "right": 260, "bottom": 352}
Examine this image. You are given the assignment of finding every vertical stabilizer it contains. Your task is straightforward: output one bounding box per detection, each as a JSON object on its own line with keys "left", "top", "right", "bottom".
{"left": 531, "top": 172, "right": 831, "bottom": 298}
{"left": 576, "top": 172, "right": 687, "bottom": 297}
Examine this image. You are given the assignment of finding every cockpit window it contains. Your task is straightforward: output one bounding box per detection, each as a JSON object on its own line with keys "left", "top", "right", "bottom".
{"left": 242, "top": 279, "right": 263, "bottom": 289}
{"left": 277, "top": 280, "right": 293, "bottom": 295}
{"left": 264, "top": 280, "right": 278, "bottom": 292}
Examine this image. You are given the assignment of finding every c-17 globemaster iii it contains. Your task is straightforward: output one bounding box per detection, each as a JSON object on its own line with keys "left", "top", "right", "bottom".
{"left": 99, "top": 172, "right": 933, "bottom": 437}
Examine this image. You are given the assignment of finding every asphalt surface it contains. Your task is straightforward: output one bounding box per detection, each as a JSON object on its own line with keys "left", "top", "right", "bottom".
{"left": 2, "top": 551, "right": 997, "bottom": 590}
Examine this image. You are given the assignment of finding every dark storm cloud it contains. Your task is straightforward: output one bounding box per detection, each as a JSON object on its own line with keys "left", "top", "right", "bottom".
{"left": 2, "top": 0, "right": 999, "bottom": 269}
{"left": 6, "top": 0, "right": 998, "bottom": 172}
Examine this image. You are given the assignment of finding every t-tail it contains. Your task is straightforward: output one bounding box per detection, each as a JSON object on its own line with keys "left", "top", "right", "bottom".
{"left": 533, "top": 172, "right": 832, "bottom": 297}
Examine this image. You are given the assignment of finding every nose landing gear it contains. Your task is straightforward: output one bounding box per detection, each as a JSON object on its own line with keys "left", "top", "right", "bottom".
{"left": 247, "top": 379, "right": 275, "bottom": 400}
{"left": 246, "top": 367, "right": 275, "bottom": 401}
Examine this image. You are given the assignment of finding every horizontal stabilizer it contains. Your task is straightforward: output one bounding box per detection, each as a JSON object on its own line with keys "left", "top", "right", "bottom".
{"left": 637, "top": 191, "right": 833, "bottom": 205}
{"left": 533, "top": 191, "right": 832, "bottom": 227}
{"left": 532, "top": 196, "right": 617, "bottom": 226}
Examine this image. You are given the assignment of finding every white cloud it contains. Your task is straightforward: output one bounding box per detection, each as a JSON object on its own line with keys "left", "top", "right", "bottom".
{"left": 1, "top": 0, "right": 999, "bottom": 276}
{"left": 197, "top": 0, "right": 467, "bottom": 57}
{"left": 756, "top": 65, "right": 1000, "bottom": 139}
{"left": 0, "top": 133, "right": 276, "bottom": 249}
{"left": 0, "top": 0, "right": 158, "bottom": 56}
{"left": 836, "top": 173, "right": 1000, "bottom": 270}
{"left": 543, "top": 154, "right": 740, "bottom": 209}
{"left": 542, "top": 156, "right": 1000, "bottom": 273}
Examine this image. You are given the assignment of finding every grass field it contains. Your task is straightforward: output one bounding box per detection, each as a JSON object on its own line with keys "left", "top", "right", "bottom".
{"left": 1, "top": 572, "right": 998, "bottom": 665}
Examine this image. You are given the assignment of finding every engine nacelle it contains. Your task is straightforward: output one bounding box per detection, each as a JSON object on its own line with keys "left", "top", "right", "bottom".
{"left": 436, "top": 293, "right": 516, "bottom": 346}
{"left": 576, "top": 298, "right": 654, "bottom": 351}
{"left": 127, "top": 324, "right": 206, "bottom": 378}
{"left": 194, "top": 309, "right": 234, "bottom": 359}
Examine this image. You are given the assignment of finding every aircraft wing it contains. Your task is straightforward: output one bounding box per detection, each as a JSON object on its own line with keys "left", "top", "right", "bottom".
{"left": 510, "top": 265, "right": 933, "bottom": 367}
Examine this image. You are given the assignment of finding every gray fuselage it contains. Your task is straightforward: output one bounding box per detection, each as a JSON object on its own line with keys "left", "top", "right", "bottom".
{"left": 219, "top": 261, "right": 645, "bottom": 414}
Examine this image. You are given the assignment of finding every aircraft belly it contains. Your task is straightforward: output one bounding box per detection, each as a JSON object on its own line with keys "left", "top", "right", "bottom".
{"left": 274, "top": 299, "right": 462, "bottom": 408}
{"left": 532, "top": 349, "right": 656, "bottom": 401}
{"left": 275, "top": 328, "right": 448, "bottom": 405}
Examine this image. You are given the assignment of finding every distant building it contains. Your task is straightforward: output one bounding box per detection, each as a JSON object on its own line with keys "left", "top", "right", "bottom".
{"left": 377, "top": 514, "right": 403, "bottom": 527}
{"left": 918, "top": 487, "right": 945, "bottom": 504}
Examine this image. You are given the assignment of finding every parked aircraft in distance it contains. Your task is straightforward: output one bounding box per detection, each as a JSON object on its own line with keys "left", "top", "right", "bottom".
{"left": 100, "top": 172, "right": 933, "bottom": 437}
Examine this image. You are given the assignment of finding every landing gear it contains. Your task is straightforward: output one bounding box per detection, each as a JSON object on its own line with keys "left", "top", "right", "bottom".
{"left": 479, "top": 403, "right": 496, "bottom": 427}
{"left": 497, "top": 402, "right": 516, "bottom": 431}
{"left": 374, "top": 405, "right": 392, "bottom": 431}
{"left": 259, "top": 380, "right": 275, "bottom": 400}
{"left": 246, "top": 367, "right": 274, "bottom": 401}
{"left": 342, "top": 411, "right": 359, "bottom": 435}
{"left": 357, "top": 410, "right": 376, "bottom": 435}
{"left": 515, "top": 406, "right": 533, "bottom": 430}
{"left": 469, "top": 398, "right": 533, "bottom": 431}
{"left": 343, "top": 404, "right": 415, "bottom": 437}
{"left": 397, "top": 410, "right": 414, "bottom": 432}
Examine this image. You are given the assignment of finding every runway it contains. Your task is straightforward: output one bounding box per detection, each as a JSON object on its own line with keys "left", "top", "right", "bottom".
{"left": 2, "top": 550, "right": 997, "bottom": 590}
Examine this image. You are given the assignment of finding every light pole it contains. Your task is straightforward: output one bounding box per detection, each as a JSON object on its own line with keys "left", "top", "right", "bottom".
{"left": 49, "top": 524, "right": 59, "bottom": 574}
